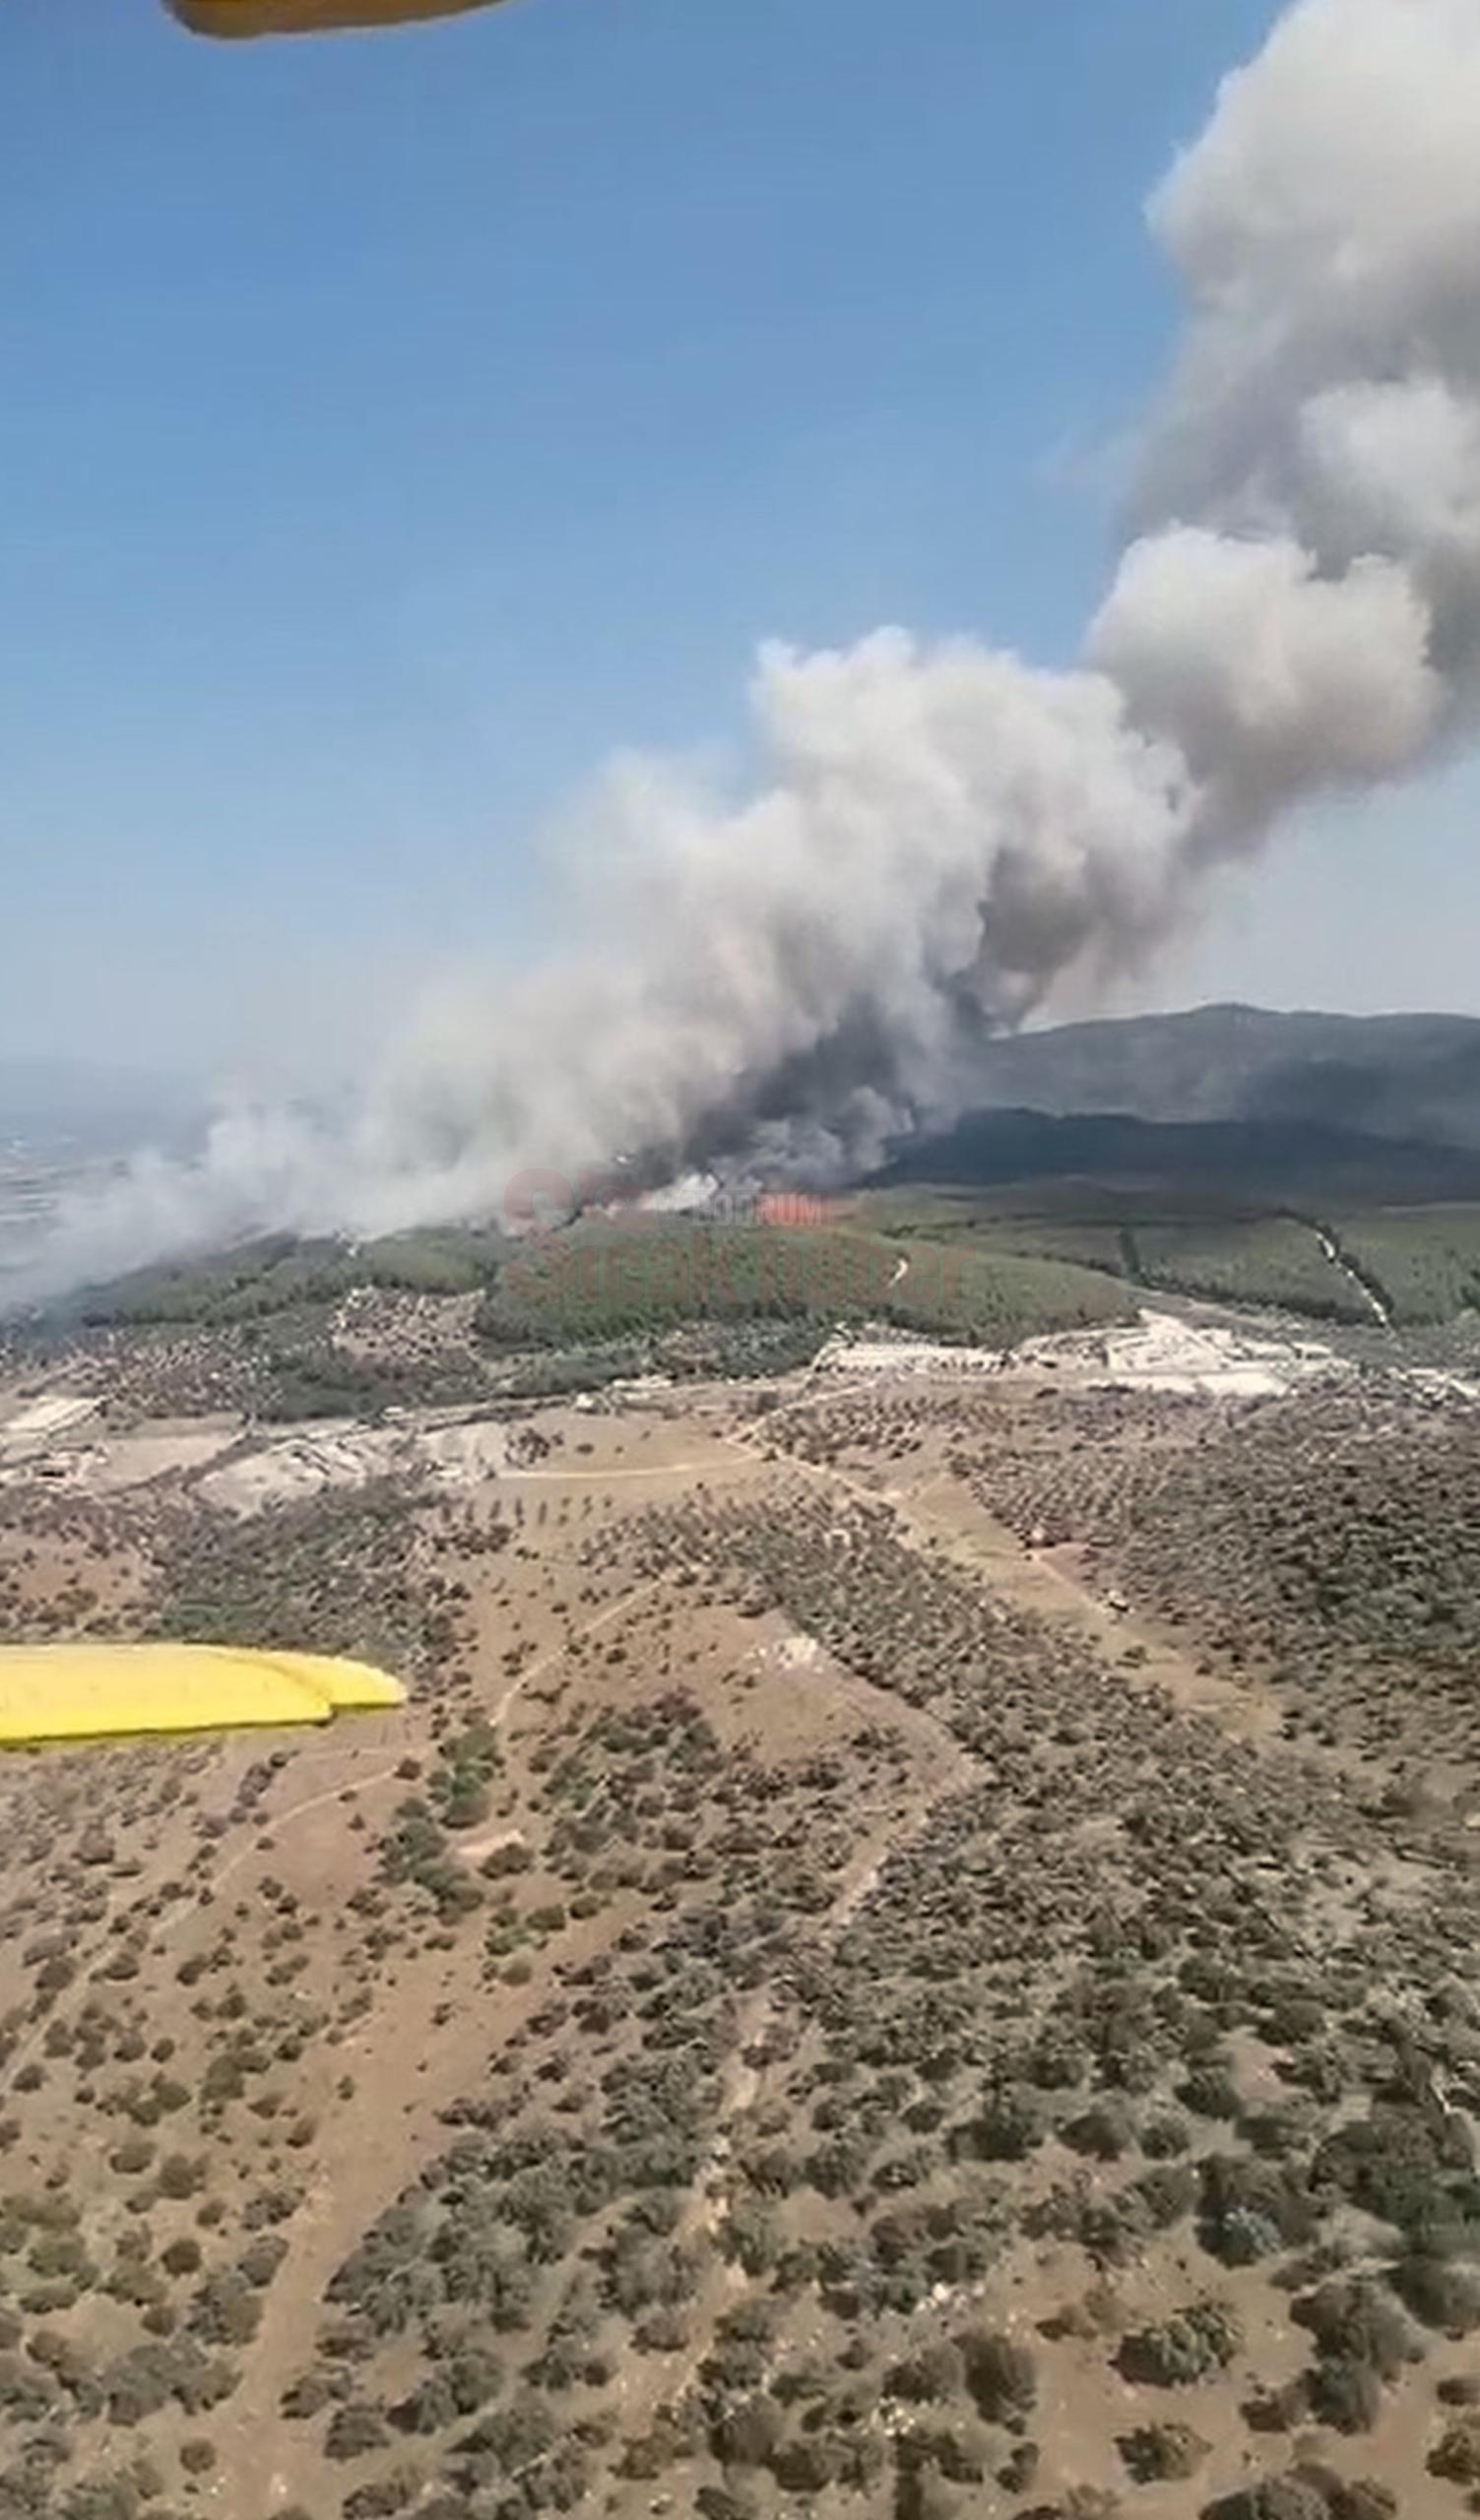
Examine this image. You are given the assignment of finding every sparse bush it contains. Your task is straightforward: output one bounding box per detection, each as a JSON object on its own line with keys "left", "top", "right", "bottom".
{"left": 1118, "top": 2299, "right": 1242, "bottom": 2388}
{"left": 1330, "top": 2484, "right": 1397, "bottom": 2520}
{"left": 1140, "top": 2112, "right": 1190, "bottom": 2159}
{"left": 1202, "top": 2474, "right": 1339, "bottom": 2520}
{"left": 1306, "top": 2356, "right": 1383, "bottom": 2434}
{"left": 0, "top": 2355, "right": 58, "bottom": 2426}
{"left": 1062, "top": 2098, "right": 1135, "bottom": 2161}
{"left": 189, "top": 2270, "right": 261, "bottom": 2348}
{"left": 156, "top": 2156, "right": 203, "bottom": 2201}
{"left": 103, "top": 2348, "right": 172, "bottom": 2426}
{"left": 957, "top": 2327, "right": 1036, "bottom": 2421}
{"left": 963, "top": 2086, "right": 1043, "bottom": 2163}
{"left": 1314, "top": 2104, "right": 1477, "bottom": 2243}
{"left": 711, "top": 2396, "right": 783, "bottom": 2468}
{"left": 886, "top": 2342, "right": 963, "bottom": 2405}
{"left": 1198, "top": 2154, "right": 1313, "bottom": 2266}
{"left": 281, "top": 2370, "right": 334, "bottom": 2421}
{"left": 696, "top": 2488, "right": 760, "bottom": 2520}
{"left": 632, "top": 2305, "right": 688, "bottom": 2354}
{"left": 1388, "top": 2248, "right": 1480, "bottom": 2336}
{"left": 1118, "top": 2423, "right": 1208, "bottom": 2484}
{"left": 237, "top": 2235, "right": 289, "bottom": 2290}
{"left": 1133, "top": 2162, "right": 1198, "bottom": 2230}
{"left": 1430, "top": 2412, "right": 1480, "bottom": 2483}
{"left": 325, "top": 2401, "right": 390, "bottom": 2462}
{"left": 1293, "top": 2277, "right": 1419, "bottom": 2378}
{"left": 1177, "top": 2065, "right": 1242, "bottom": 2121}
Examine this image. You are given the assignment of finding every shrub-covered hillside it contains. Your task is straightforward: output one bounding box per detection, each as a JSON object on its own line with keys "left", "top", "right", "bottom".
{"left": 475, "top": 1222, "right": 1133, "bottom": 1353}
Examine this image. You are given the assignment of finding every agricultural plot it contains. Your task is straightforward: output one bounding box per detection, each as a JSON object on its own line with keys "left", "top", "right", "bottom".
{"left": 873, "top": 1205, "right": 1133, "bottom": 1278}
{"left": 478, "top": 1221, "right": 1133, "bottom": 1355}
{"left": 884, "top": 1233, "right": 1132, "bottom": 1340}
{"left": 1332, "top": 1206, "right": 1480, "bottom": 1324}
{"left": 76, "top": 1227, "right": 502, "bottom": 1328}
{"left": 1129, "top": 1218, "right": 1372, "bottom": 1321}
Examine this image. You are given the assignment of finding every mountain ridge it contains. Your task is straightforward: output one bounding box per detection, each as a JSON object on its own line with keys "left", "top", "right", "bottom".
{"left": 942, "top": 1003, "right": 1480, "bottom": 1152}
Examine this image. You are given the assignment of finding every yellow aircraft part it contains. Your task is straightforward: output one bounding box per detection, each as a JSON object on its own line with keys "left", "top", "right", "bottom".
{"left": 167, "top": 0, "right": 512, "bottom": 36}
{"left": 0, "top": 1644, "right": 405, "bottom": 1746}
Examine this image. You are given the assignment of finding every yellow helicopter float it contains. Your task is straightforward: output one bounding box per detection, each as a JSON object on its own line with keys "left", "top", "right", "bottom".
{"left": 167, "top": 0, "right": 515, "bottom": 35}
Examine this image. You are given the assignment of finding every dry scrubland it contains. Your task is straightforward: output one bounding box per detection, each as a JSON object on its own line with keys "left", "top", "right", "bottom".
{"left": 3, "top": 1302, "right": 1480, "bottom": 2518}
{"left": 18, "top": 1202, "right": 1480, "bottom": 1437}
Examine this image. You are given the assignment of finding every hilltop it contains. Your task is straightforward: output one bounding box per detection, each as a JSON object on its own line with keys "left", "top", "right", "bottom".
{"left": 945, "top": 1005, "right": 1480, "bottom": 1154}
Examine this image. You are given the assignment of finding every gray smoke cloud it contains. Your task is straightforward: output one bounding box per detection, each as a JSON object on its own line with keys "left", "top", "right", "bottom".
{"left": 14, "top": 0, "right": 1480, "bottom": 1303}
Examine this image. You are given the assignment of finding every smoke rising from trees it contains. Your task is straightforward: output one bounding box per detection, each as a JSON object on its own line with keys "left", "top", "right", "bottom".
{"left": 16, "top": 0, "right": 1480, "bottom": 1300}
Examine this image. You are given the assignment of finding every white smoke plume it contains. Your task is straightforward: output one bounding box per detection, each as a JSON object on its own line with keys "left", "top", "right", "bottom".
{"left": 16, "top": 0, "right": 1480, "bottom": 1303}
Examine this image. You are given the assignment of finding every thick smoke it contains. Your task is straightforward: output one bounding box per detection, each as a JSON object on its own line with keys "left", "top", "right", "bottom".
{"left": 16, "top": 0, "right": 1480, "bottom": 1301}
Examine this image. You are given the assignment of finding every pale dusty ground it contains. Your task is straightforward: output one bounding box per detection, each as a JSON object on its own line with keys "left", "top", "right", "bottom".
{"left": 814, "top": 1306, "right": 1350, "bottom": 1399}
{"left": 0, "top": 1302, "right": 1414, "bottom": 1502}
{"left": 1, "top": 1391, "right": 99, "bottom": 1440}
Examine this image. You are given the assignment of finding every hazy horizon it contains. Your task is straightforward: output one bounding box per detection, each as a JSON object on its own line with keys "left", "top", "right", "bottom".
{"left": 6, "top": 991, "right": 1480, "bottom": 1140}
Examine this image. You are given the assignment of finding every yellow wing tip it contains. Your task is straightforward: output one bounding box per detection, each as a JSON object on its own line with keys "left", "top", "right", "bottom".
{"left": 262, "top": 1651, "right": 409, "bottom": 1711}
{"left": 0, "top": 1644, "right": 407, "bottom": 1745}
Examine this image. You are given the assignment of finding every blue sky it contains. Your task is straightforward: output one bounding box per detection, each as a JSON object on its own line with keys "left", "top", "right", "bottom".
{"left": 4, "top": 0, "right": 1477, "bottom": 1084}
